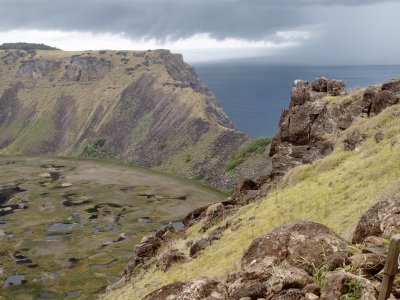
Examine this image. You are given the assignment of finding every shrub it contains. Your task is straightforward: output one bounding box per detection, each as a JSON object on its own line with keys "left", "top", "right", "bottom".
{"left": 0, "top": 42, "right": 59, "bottom": 50}
{"left": 82, "top": 138, "right": 106, "bottom": 157}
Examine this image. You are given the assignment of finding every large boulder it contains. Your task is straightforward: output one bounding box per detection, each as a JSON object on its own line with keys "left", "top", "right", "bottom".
{"left": 352, "top": 195, "right": 400, "bottom": 243}
{"left": 242, "top": 221, "right": 348, "bottom": 274}
{"left": 349, "top": 253, "right": 385, "bottom": 276}
{"left": 189, "top": 238, "right": 210, "bottom": 258}
{"left": 227, "top": 271, "right": 271, "bottom": 299}
{"left": 371, "top": 90, "right": 398, "bottom": 115}
{"left": 178, "top": 277, "right": 227, "bottom": 299}
{"left": 382, "top": 79, "right": 400, "bottom": 93}
{"left": 142, "top": 281, "right": 186, "bottom": 300}
{"left": 142, "top": 277, "right": 227, "bottom": 300}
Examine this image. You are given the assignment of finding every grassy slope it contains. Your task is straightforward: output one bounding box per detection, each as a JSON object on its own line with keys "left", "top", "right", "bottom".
{"left": 104, "top": 99, "right": 400, "bottom": 299}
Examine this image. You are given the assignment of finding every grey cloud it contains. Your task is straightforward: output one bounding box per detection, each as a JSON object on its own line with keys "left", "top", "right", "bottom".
{"left": 1, "top": 0, "right": 399, "bottom": 65}
{"left": 0, "top": 0, "right": 394, "bottom": 41}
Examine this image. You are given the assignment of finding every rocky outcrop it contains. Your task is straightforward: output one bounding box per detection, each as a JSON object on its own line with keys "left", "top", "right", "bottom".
{"left": 156, "top": 250, "right": 187, "bottom": 272}
{"left": 141, "top": 221, "right": 395, "bottom": 300}
{"left": 62, "top": 55, "right": 112, "bottom": 81}
{"left": 1, "top": 52, "right": 18, "bottom": 64}
{"left": 352, "top": 195, "right": 400, "bottom": 243}
{"left": 270, "top": 78, "right": 347, "bottom": 178}
{"left": 231, "top": 77, "right": 400, "bottom": 202}
{"left": 18, "top": 58, "right": 61, "bottom": 79}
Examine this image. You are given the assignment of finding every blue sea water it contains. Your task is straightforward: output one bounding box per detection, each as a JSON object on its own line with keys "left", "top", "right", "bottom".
{"left": 194, "top": 63, "right": 400, "bottom": 137}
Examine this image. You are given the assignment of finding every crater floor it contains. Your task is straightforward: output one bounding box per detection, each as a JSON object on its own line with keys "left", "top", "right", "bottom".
{"left": 0, "top": 155, "right": 226, "bottom": 299}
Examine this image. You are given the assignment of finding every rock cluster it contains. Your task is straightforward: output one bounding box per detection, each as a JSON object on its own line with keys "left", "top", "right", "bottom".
{"left": 232, "top": 78, "right": 400, "bottom": 202}
{"left": 141, "top": 210, "right": 400, "bottom": 299}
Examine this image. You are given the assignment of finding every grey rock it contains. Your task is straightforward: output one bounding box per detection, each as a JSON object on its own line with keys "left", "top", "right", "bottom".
{"left": 352, "top": 195, "right": 400, "bottom": 243}
{"left": 190, "top": 238, "right": 210, "bottom": 258}
{"left": 242, "top": 221, "right": 348, "bottom": 274}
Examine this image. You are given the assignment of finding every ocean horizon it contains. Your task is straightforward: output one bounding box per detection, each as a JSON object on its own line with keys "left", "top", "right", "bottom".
{"left": 194, "top": 63, "right": 400, "bottom": 138}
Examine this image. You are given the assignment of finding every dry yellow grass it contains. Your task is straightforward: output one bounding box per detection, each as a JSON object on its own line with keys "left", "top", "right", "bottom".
{"left": 104, "top": 103, "right": 400, "bottom": 300}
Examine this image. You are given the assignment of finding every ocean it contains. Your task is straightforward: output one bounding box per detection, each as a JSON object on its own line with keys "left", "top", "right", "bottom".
{"left": 194, "top": 63, "right": 400, "bottom": 138}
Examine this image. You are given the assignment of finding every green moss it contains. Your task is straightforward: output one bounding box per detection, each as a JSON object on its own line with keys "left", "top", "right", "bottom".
{"left": 6, "top": 119, "right": 23, "bottom": 138}
{"left": 225, "top": 137, "right": 271, "bottom": 172}
{"left": 128, "top": 115, "right": 152, "bottom": 151}
{"left": 2, "top": 116, "right": 54, "bottom": 154}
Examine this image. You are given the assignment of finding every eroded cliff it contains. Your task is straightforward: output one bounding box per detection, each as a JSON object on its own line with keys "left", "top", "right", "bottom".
{"left": 0, "top": 49, "right": 270, "bottom": 189}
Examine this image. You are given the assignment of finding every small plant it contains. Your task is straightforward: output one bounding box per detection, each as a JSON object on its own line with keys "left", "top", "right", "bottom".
{"left": 185, "top": 154, "right": 191, "bottom": 163}
{"left": 341, "top": 278, "right": 363, "bottom": 300}
{"left": 346, "top": 244, "right": 364, "bottom": 255}
{"left": 313, "top": 265, "right": 329, "bottom": 289}
{"left": 195, "top": 173, "right": 204, "bottom": 181}
{"left": 93, "top": 138, "right": 106, "bottom": 148}
{"left": 158, "top": 143, "right": 167, "bottom": 150}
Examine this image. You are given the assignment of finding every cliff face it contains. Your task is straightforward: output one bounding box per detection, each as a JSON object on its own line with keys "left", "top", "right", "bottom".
{"left": 0, "top": 49, "right": 267, "bottom": 189}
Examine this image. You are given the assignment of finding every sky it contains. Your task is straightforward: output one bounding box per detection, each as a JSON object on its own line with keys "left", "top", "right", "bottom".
{"left": 0, "top": 0, "right": 399, "bottom": 64}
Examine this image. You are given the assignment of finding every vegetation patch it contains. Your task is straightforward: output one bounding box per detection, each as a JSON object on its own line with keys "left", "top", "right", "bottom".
{"left": 82, "top": 138, "right": 107, "bottom": 157}
{"left": 225, "top": 137, "right": 271, "bottom": 172}
{"left": 128, "top": 115, "right": 152, "bottom": 151}
{"left": 341, "top": 279, "right": 364, "bottom": 300}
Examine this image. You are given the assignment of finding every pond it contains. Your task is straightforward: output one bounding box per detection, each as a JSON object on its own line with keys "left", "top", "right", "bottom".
{"left": 3, "top": 274, "right": 27, "bottom": 288}
{"left": 48, "top": 223, "right": 81, "bottom": 231}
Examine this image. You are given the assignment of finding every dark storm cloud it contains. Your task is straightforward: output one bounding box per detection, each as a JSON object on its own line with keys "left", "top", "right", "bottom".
{"left": 0, "top": 0, "right": 395, "bottom": 41}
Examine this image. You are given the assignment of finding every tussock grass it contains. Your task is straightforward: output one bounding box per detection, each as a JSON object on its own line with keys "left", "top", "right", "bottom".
{"left": 104, "top": 103, "right": 400, "bottom": 300}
